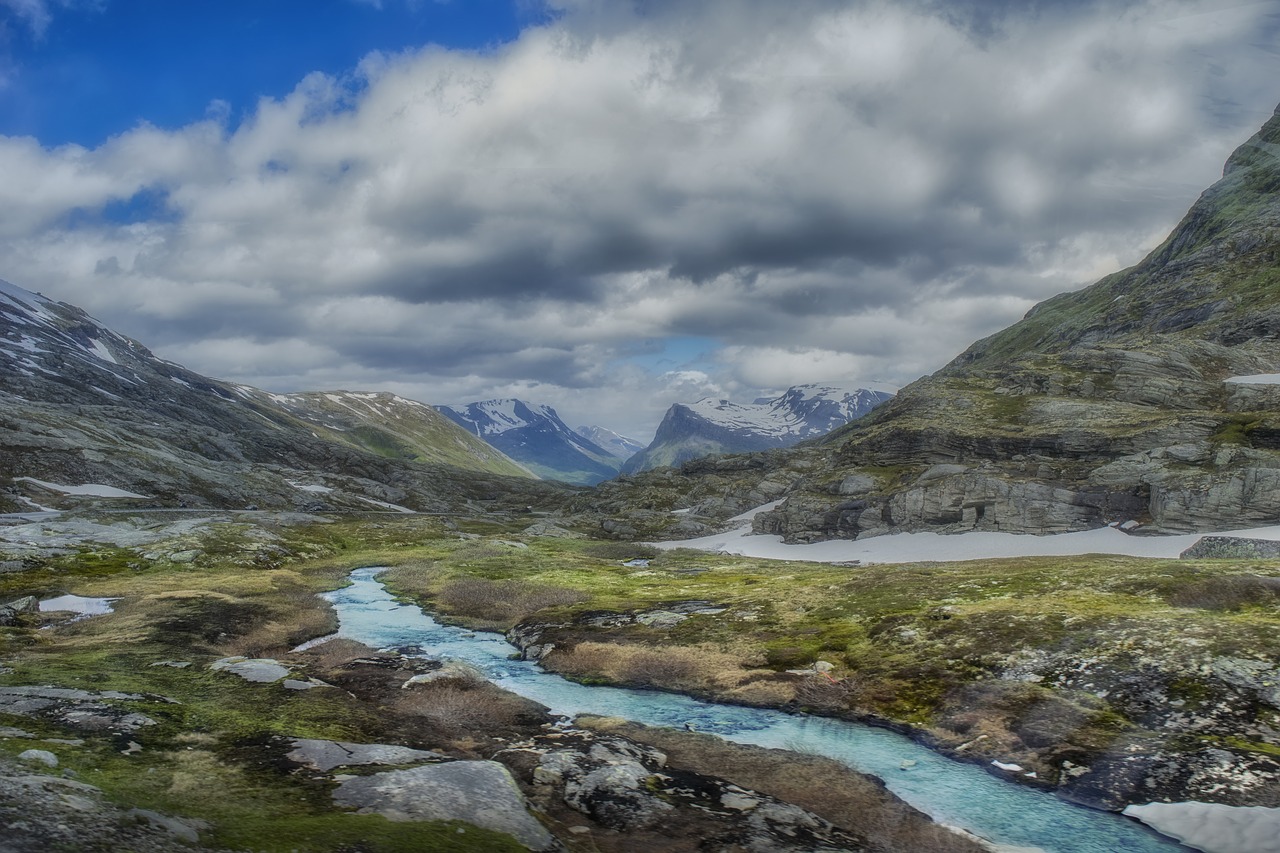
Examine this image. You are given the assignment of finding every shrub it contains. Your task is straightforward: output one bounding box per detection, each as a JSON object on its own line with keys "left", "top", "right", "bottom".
{"left": 581, "top": 541, "right": 661, "bottom": 561}
{"left": 435, "top": 577, "right": 586, "bottom": 626}
{"left": 1168, "top": 574, "right": 1280, "bottom": 611}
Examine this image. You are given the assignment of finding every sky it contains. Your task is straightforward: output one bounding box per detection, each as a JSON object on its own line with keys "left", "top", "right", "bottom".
{"left": 3, "top": 0, "right": 1280, "bottom": 442}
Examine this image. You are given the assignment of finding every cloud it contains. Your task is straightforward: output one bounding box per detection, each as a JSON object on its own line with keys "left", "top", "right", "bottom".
{"left": 2, "top": 0, "right": 1280, "bottom": 439}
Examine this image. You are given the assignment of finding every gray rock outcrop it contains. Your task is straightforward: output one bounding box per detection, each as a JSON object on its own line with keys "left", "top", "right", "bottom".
{"left": 333, "top": 760, "right": 555, "bottom": 850}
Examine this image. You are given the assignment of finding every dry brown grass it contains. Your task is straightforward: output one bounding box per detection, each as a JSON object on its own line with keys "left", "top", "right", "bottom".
{"left": 395, "top": 678, "right": 544, "bottom": 738}
{"left": 434, "top": 577, "right": 587, "bottom": 628}
{"left": 548, "top": 640, "right": 776, "bottom": 694}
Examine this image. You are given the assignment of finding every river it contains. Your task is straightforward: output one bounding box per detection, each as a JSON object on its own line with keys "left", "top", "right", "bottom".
{"left": 324, "top": 567, "right": 1187, "bottom": 852}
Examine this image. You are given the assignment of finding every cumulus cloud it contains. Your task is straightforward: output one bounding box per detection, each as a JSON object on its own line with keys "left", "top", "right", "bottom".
{"left": 2, "top": 0, "right": 1280, "bottom": 439}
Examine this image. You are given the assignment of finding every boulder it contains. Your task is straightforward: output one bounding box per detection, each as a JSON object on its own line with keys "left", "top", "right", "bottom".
{"left": 285, "top": 738, "right": 444, "bottom": 772}
{"left": 333, "top": 760, "right": 554, "bottom": 850}
{"left": 1180, "top": 536, "right": 1280, "bottom": 560}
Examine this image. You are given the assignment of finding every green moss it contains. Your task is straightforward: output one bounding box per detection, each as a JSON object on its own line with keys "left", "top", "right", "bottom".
{"left": 1212, "top": 414, "right": 1262, "bottom": 447}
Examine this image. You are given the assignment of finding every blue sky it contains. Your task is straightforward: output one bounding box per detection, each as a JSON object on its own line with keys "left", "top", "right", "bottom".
{"left": 3, "top": 0, "right": 1280, "bottom": 439}
{"left": 1, "top": 1, "right": 538, "bottom": 145}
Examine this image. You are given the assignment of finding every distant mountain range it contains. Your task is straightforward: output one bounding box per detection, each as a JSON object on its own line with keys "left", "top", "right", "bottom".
{"left": 575, "top": 425, "right": 646, "bottom": 461}
{"left": 437, "top": 400, "right": 629, "bottom": 485}
{"left": 622, "top": 384, "right": 893, "bottom": 474}
{"left": 0, "top": 279, "right": 558, "bottom": 513}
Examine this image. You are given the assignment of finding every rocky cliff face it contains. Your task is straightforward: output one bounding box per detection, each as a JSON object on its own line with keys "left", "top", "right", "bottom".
{"left": 0, "top": 281, "right": 565, "bottom": 513}
{"left": 591, "top": 104, "right": 1280, "bottom": 542}
{"left": 623, "top": 385, "right": 892, "bottom": 475}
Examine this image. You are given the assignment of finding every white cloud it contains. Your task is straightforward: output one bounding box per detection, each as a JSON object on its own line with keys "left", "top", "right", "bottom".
{"left": 2, "top": 0, "right": 1279, "bottom": 437}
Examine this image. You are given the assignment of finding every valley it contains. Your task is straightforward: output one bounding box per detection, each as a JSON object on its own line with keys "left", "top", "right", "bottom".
{"left": 3, "top": 65, "right": 1280, "bottom": 853}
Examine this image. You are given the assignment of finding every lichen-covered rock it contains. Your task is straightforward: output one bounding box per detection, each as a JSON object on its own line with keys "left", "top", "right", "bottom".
{"left": 1180, "top": 536, "right": 1280, "bottom": 560}
{"left": 285, "top": 738, "right": 445, "bottom": 772}
{"left": 333, "top": 760, "right": 555, "bottom": 850}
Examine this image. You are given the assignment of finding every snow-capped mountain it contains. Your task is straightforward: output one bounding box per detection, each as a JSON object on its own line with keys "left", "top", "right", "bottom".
{"left": 575, "top": 425, "right": 646, "bottom": 462}
{"left": 622, "top": 384, "right": 893, "bottom": 474}
{"left": 438, "top": 400, "right": 623, "bottom": 485}
{"left": 0, "top": 279, "right": 555, "bottom": 512}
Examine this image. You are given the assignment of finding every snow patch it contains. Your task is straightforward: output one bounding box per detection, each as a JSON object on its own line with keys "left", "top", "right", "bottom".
{"left": 1225, "top": 374, "right": 1280, "bottom": 385}
{"left": 727, "top": 499, "right": 787, "bottom": 523}
{"left": 15, "top": 477, "right": 149, "bottom": 499}
{"left": 84, "top": 336, "right": 117, "bottom": 364}
{"left": 1123, "top": 801, "right": 1280, "bottom": 853}
{"left": 656, "top": 500, "right": 1280, "bottom": 564}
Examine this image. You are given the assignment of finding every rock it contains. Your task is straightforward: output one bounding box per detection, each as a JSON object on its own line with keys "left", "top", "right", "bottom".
{"left": 17, "top": 749, "right": 58, "bottom": 768}
{"left": 0, "top": 595, "right": 39, "bottom": 626}
{"left": 125, "top": 809, "right": 202, "bottom": 843}
{"left": 1180, "top": 536, "right": 1280, "bottom": 560}
{"left": 0, "top": 686, "right": 159, "bottom": 734}
{"left": 522, "top": 522, "right": 585, "bottom": 539}
{"left": 281, "top": 679, "right": 331, "bottom": 690}
{"left": 285, "top": 738, "right": 445, "bottom": 772}
{"left": 835, "top": 474, "right": 876, "bottom": 495}
{"left": 538, "top": 737, "right": 674, "bottom": 831}
{"left": 400, "top": 662, "right": 485, "bottom": 688}
{"left": 209, "top": 656, "right": 291, "bottom": 683}
{"left": 4, "top": 596, "right": 38, "bottom": 613}
{"left": 333, "top": 760, "right": 554, "bottom": 850}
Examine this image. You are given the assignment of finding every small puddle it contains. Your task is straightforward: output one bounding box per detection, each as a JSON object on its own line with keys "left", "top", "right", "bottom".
{"left": 39, "top": 594, "right": 117, "bottom": 620}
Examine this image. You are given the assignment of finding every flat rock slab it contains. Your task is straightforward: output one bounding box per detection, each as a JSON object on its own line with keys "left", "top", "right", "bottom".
{"left": 333, "top": 760, "right": 554, "bottom": 850}
{"left": 0, "top": 686, "right": 159, "bottom": 733}
{"left": 209, "top": 657, "right": 291, "bottom": 683}
{"left": 286, "top": 738, "right": 445, "bottom": 772}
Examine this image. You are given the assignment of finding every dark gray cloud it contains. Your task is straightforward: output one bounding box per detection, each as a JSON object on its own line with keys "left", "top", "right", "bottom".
{"left": 2, "top": 0, "right": 1280, "bottom": 439}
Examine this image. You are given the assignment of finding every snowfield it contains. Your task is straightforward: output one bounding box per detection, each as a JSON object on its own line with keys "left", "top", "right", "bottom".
{"left": 653, "top": 500, "right": 1280, "bottom": 564}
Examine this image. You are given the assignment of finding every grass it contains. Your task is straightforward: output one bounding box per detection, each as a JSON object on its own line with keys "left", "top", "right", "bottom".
{"left": 0, "top": 516, "right": 540, "bottom": 852}
{"left": 3, "top": 512, "right": 1279, "bottom": 840}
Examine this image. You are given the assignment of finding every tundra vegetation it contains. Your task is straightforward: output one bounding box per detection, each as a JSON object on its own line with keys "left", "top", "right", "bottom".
{"left": 1, "top": 512, "right": 1000, "bottom": 852}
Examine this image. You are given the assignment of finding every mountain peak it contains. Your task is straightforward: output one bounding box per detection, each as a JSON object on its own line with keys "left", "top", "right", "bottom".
{"left": 438, "top": 399, "right": 621, "bottom": 485}
{"left": 949, "top": 106, "right": 1280, "bottom": 375}
{"left": 624, "top": 384, "right": 892, "bottom": 473}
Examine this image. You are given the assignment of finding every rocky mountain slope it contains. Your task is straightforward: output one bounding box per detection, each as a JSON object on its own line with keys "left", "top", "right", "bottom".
{"left": 439, "top": 399, "right": 623, "bottom": 485}
{"left": 575, "top": 425, "right": 645, "bottom": 462}
{"left": 0, "top": 281, "right": 564, "bottom": 513}
{"left": 584, "top": 104, "right": 1280, "bottom": 543}
{"left": 238, "top": 389, "right": 531, "bottom": 479}
{"left": 622, "top": 385, "right": 892, "bottom": 475}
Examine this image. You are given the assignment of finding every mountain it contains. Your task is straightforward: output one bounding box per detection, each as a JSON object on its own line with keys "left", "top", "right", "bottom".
{"left": 583, "top": 103, "right": 1280, "bottom": 543}
{"left": 0, "top": 280, "right": 563, "bottom": 513}
{"left": 575, "top": 425, "right": 646, "bottom": 462}
{"left": 238, "top": 389, "right": 531, "bottom": 479}
{"left": 622, "top": 384, "right": 892, "bottom": 474}
{"left": 438, "top": 399, "right": 623, "bottom": 485}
